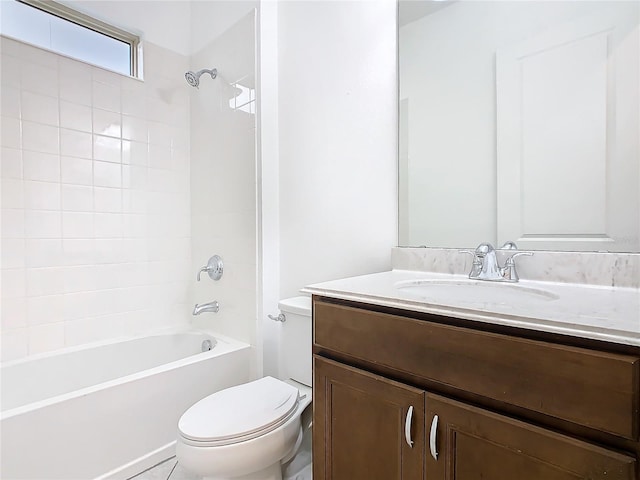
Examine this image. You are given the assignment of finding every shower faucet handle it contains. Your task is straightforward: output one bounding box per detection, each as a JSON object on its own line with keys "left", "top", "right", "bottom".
{"left": 197, "top": 255, "right": 224, "bottom": 281}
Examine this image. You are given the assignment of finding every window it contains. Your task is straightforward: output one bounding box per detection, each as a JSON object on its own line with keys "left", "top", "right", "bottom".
{"left": 229, "top": 79, "right": 255, "bottom": 114}
{"left": 0, "top": 0, "right": 140, "bottom": 77}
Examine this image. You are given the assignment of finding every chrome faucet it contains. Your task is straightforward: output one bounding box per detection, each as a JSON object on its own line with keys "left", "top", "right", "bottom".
{"left": 192, "top": 300, "right": 220, "bottom": 315}
{"left": 460, "top": 242, "right": 532, "bottom": 283}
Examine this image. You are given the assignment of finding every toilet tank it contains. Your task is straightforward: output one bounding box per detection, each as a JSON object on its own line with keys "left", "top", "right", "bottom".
{"left": 279, "top": 296, "right": 312, "bottom": 387}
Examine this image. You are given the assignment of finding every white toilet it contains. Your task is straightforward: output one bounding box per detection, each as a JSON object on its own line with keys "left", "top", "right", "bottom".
{"left": 176, "top": 296, "right": 312, "bottom": 480}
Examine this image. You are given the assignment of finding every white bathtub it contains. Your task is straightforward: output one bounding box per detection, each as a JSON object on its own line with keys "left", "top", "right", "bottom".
{"left": 0, "top": 330, "right": 251, "bottom": 480}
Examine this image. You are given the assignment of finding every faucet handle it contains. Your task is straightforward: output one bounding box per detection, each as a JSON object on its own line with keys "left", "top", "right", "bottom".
{"left": 505, "top": 251, "right": 533, "bottom": 265}
{"left": 459, "top": 249, "right": 482, "bottom": 278}
{"left": 500, "top": 241, "right": 519, "bottom": 250}
{"left": 502, "top": 251, "right": 533, "bottom": 282}
{"left": 196, "top": 255, "right": 224, "bottom": 281}
{"left": 459, "top": 249, "right": 481, "bottom": 264}
{"left": 196, "top": 266, "right": 209, "bottom": 281}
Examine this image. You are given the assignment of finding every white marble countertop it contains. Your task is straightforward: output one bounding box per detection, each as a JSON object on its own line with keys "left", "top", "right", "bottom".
{"left": 302, "top": 270, "right": 640, "bottom": 347}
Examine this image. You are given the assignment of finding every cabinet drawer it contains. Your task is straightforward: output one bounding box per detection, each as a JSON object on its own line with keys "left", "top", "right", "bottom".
{"left": 314, "top": 300, "right": 640, "bottom": 440}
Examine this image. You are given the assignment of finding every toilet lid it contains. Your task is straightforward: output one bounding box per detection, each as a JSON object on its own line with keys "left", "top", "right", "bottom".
{"left": 178, "top": 377, "right": 300, "bottom": 445}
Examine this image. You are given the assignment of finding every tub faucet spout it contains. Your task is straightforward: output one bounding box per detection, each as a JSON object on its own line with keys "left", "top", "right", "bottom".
{"left": 193, "top": 300, "right": 220, "bottom": 315}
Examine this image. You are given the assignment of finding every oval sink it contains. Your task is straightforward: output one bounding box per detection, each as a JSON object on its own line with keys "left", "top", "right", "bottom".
{"left": 395, "top": 279, "right": 559, "bottom": 305}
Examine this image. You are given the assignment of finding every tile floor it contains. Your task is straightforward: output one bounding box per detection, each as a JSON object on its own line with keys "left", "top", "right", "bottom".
{"left": 130, "top": 455, "right": 313, "bottom": 480}
{"left": 128, "top": 457, "right": 200, "bottom": 480}
{"left": 129, "top": 426, "right": 312, "bottom": 480}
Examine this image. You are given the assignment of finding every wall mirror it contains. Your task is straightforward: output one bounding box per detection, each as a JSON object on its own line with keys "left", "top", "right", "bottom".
{"left": 398, "top": 0, "right": 639, "bottom": 252}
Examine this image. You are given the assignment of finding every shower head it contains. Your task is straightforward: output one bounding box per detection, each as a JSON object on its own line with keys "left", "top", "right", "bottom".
{"left": 185, "top": 68, "right": 218, "bottom": 88}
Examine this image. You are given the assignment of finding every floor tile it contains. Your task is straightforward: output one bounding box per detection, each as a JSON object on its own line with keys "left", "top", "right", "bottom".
{"left": 128, "top": 457, "right": 200, "bottom": 480}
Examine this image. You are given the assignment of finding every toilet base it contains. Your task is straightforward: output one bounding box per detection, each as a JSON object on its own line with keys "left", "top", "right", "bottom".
{"left": 177, "top": 381, "right": 313, "bottom": 480}
{"left": 203, "top": 461, "right": 282, "bottom": 480}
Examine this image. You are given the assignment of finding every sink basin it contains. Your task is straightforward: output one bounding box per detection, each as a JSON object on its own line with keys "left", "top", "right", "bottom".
{"left": 395, "top": 279, "right": 559, "bottom": 306}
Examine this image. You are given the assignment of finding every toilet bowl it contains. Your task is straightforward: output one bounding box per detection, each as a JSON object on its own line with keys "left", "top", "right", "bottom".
{"left": 176, "top": 297, "right": 312, "bottom": 480}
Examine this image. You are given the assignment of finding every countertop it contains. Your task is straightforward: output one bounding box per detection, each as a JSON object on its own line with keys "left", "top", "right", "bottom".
{"left": 302, "top": 270, "right": 640, "bottom": 347}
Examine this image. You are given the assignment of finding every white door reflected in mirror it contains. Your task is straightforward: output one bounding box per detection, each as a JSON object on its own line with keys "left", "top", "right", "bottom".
{"left": 398, "top": 0, "right": 639, "bottom": 252}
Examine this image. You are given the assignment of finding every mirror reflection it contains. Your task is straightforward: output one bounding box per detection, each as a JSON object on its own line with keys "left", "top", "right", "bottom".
{"left": 398, "top": 0, "right": 639, "bottom": 252}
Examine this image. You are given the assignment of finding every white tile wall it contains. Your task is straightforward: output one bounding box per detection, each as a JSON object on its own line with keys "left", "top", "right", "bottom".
{"left": 23, "top": 151, "right": 60, "bottom": 183}
{"left": 0, "top": 36, "right": 192, "bottom": 361}
{"left": 189, "top": 12, "right": 257, "bottom": 347}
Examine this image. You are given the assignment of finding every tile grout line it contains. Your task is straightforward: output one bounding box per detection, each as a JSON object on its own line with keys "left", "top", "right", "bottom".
{"left": 166, "top": 459, "right": 178, "bottom": 480}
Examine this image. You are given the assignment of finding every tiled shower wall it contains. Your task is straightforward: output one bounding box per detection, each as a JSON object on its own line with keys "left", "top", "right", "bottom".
{"left": 0, "top": 36, "right": 192, "bottom": 361}
{"left": 190, "top": 11, "right": 257, "bottom": 348}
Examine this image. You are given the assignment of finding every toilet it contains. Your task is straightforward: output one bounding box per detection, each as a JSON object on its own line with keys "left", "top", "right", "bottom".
{"left": 176, "top": 296, "right": 312, "bottom": 480}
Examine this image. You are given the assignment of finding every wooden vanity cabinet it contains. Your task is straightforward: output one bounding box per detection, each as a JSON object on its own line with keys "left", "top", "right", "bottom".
{"left": 313, "top": 357, "right": 425, "bottom": 480}
{"left": 427, "top": 394, "right": 635, "bottom": 480}
{"left": 312, "top": 296, "right": 640, "bottom": 480}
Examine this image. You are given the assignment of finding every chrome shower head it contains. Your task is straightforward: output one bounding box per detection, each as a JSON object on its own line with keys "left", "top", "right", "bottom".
{"left": 185, "top": 71, "right": 199, "bottom": 88}
{"left": 184, "top": 68, "right": 217, "bottom": 88}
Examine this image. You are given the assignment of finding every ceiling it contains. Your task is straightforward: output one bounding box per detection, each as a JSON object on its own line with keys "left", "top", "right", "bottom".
{"left": 398, "top": 0, "right": 455, "bottom": 27}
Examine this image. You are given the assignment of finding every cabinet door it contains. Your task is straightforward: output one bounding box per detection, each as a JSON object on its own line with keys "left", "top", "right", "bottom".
{"left": 314, "top": 356, "right": 425, "bottom": 480}
{"left": 426, "top": 394, "right": 637, "bottom": 480}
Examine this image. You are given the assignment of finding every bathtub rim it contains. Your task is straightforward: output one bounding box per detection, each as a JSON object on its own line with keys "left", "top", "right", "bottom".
{"left": 0, "top": 327, "right": 250, "bottom": 420}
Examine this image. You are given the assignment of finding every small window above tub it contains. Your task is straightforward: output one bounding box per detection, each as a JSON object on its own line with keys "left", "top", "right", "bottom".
{"left": 0, "top": 0, "right": 140, "bottom": 77}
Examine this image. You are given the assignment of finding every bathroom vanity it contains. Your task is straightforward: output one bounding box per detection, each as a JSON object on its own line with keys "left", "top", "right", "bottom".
{"left": 305, "top": 259, "right": 640, "bottom": 480}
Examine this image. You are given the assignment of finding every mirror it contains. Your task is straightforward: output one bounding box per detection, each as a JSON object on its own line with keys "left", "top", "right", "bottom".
{"left": 398, "top": 1, "right": 639, "bottom": 252}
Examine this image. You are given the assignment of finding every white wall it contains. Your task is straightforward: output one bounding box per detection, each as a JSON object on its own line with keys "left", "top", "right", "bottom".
{"left": 190, "top": 1, "right": 259, "bottom": 55}
{"left": 276, "top": 0, "right": 397, "bottom": 298}
{"left": 0, "top": 37, "right": 192, "bottom": 361}
{"left": 258, "top": 0, "right": 397, "bottom": 377}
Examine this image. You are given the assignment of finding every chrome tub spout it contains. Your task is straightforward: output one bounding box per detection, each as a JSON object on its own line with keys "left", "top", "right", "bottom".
{"left": 192, "top": 301, "right": 220, "bottom": 315}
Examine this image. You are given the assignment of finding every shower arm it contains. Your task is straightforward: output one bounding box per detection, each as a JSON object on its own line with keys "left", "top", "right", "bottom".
{"left": 185, "top": 68, "right": 218, "bottom": 88}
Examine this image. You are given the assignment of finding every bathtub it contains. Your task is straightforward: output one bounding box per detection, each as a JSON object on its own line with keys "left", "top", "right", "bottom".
{"left": 0, "top": 330, "right": 251, "bottom": 480}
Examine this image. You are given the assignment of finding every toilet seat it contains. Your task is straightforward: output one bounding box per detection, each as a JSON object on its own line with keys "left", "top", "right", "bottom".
{"left": 178, "top": 377, "right": 300, "bottom": 447}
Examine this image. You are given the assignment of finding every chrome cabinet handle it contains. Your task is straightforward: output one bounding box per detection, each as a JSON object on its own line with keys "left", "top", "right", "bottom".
{"left": 404, "top": 405, "right": 414, "bottom": 448}
{"left": 429, "top": 414, "right": 439, "bottom": 460}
